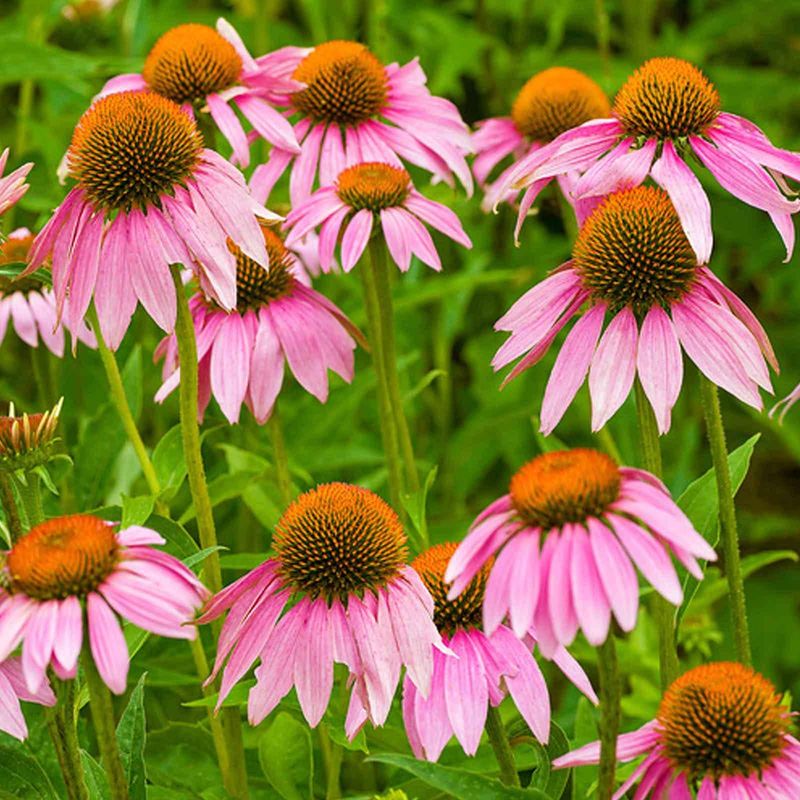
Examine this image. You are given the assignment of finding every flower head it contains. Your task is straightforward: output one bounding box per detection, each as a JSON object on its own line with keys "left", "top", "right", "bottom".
{"left": 0, "top": 658, "right": 55, "bottom": 740}
{"left": 0, "top": 149, "right": 32, "bottom": 216}
{"left": 249, "top": 41, "right": 473, "bottom": 204}
{"left": 494, "top": 186, "right": 777, "bottom": 434}
{"left": 0, "top": 229, "right": 95, "bottom": 355}
{"left": 0, "top": 515, "right": 207, "bottom": 694}
{"left": 155, "top": 223, "right": 361, "bottom": 424}
{"left": 285, "top": 162, "right": 472, "bottom": 272}
{"left": 474, "top": 67, "right": 609, "bottom": 213}
{"left": 445, "top": 449, "right": 716, "bottom": 651}
{"left": 498, "top": 56, "right": 800, "bottom": 260}
{"left": 554, "top": 662, "right": 799, "bottom": 799}
{"left": 200, "top": 483, "right": 444, "bottom": 737}
{"left": 27, "top": 91, "right": 277, "bottom": 350}
{"left": 403, "top": 542, "right": 597, "bottom": 761}
{"left": 0, "top": 400, "right": 63, "bottom": 473}
{"left": 98, "top": 19, "right": 301, "bottom": 167}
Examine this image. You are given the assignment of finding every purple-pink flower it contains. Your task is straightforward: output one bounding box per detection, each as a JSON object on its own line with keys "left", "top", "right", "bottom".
{"left": 403, "top": 542, "right": 597, "bottom": 761}
{"left": 0, "top": 148, "right": 32, "bottom": 216}
{"left": 553, "top": 662, "right": 800, "bottom": 799}
{"left": 0, "top": 229, "right": 95, "bottom": 356}
{"left": 26, "top": 91, "right": 276, "bottom": 350}
{"left": 497, "top": 57, "right": 800, "bottom": 260}
{"left": 284, "top": 162, "right": 472, "bottom": 272}
{"left": 0, "top": 515, "right": 207, "bottom": 695}
{"left": 199, "top": 483, "right": 445, "bottom": 738}
{"left": 495, "top": 186, "right": 776, "bottom": 435}
{"left": 446, "top": 449, "right": 716, "bottom": 651}
{"left": 155, "top": 224, "right": 362, "bottom": 424}
{"left": 0, "top": 658, "right": 56, "bottom": 740}
{"left": 97, "top": 19, "right": 301, "bottom": 167}
{"left": 474, "top": 66, "right": 610, "bottom": 220}
{"left": 249, "top": 40, "right": 473, "bottom": 204}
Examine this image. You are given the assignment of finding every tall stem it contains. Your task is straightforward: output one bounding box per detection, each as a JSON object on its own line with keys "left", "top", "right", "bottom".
{"left": 634, "top": 380, "right": 680, "bottom": 689}
{"left": 267, "top": 404, "right": 293, "bottom": 508}
{"left": 170, "top": 266, "right": 250, "bottom": 799}
{"left": 81, "top": 652, "right": 129, "bottom": 800}
{"left": 699, "top": 375, "right": 752, "bottom": 665}
{"left": 318, "top": 723, "right": 343, "bottom": 800}
{"left": 484, "top": 705, "right": 520, "bottom": 787}
{"left": 15, "top": 472, "right": 44, "bottom": 529}
{"left": 46, "top": 680, "right": 89, "bottom": 800}
{"left": 0, "top": 472, "right": 24, "bottom": 540}
{"left": 369, "top": 238, "right": 420, "bottom": 497}
{"left": 358, "top": 249, "right": 404, "bottom": 513}
{"left": 597, "top": 636, "right": 620, "bottom": 800}
{"left": 86, "top": 306, "right": 165, "bottom": 511}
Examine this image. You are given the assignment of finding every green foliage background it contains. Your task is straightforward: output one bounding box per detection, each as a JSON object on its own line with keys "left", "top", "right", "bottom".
{"left": 0, "top": 0, "right": 799, "bottom": 797}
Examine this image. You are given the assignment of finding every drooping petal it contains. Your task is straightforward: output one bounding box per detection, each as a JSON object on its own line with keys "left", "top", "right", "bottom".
{"left": 87, "top": 593, "right": 129, "bottom": 695}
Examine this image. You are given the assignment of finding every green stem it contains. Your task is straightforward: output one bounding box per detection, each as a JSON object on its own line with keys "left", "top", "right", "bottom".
{"left": 318, "top": 723, "right": 343, "bottom": 800}
{"left": 594, "top": 0, "right": 611, "bottom": 76}
{"left": 0, "top": 472, "right": 24, "bottom": 541}
{"left": 170, "top": 266, "right": 250, "bottom": 799}
{"left": 46, "top": 680, "right": 89, "bottom": 800}
{"left": 369, "top": 238, "right": 420, "bottom": 497}
{"left": 267, "top": 404, "right": 293, "bottom": 508}
{"left": 484, "top": 705, "right": 520, "bottom": 787}
{"left": 699, "top": 375, "right": 752, "bottom": 665}
{"left": 87, "top": 306, "right": 165, "bottom": 512}
{"left": 358, "top": 248, "right": 404, "bottom": 513}
{"left": 597, "top": 636, "right": 620, "bottom": 800}
{"left": 633, "top": 380, "right": 680, "bottom": 689}
{"left": 81, "top": 652, "right": 129, "bottom": 800}
{"left": 15, "top": 472, "right": 44, "bottom": 529}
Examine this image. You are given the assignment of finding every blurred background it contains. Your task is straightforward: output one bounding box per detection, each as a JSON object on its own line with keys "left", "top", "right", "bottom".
{"left": 1, "top": 0, "right": 798, "bottom": 796}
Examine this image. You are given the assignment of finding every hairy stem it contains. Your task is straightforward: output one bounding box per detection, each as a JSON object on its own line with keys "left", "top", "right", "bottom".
{"left": 0, "top": 472, "right": 24, "bottom": 541}
{"left": 597, "top": 635, "right": 621, "bottom": 800}
{"left": 484, "top": 705, "right": 520, "bottom": 787}
{"left": 267, "top": 404, "right": 293, "bottom": 508}
{"left": 46, "top": 680, "right": 89, "bottom": 800}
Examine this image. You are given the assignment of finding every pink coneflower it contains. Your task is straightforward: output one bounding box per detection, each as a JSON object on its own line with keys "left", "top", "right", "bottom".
{"left": 553, "top": 662, "right": 800, "bottom": 799}
{"left": 0, "top": 148, "right": 31, "bottom": 216}
{"left": 199, "top": 483, "right": 445, "bottom": 738}
{"left": 498, "top": 57, "right": 800, "bottom": 260}
{"left": 474, "top": 67, "right": 610, "bottom": 221}
{"left": 154, "top": 224, "right": 362, "bottom": 424}
{"left": 445, "top": 449, "right": 716, "bottom": 650}
{"left": 494, "top": 186, "right": 777, "bottom": 435}
{"left": 284, "top": 162, "right": 472, "bottom": 272}
{"left": 0, "top": 229, "right": 95, "bottom": 355}
{"left": 26, "top": 91, "right": 276, "bottom": 350}
{"left": 249, "top": 40, "right": 473, "bottom": 204}
{"left": 0, "top": 515, "right": 207, "bottom": 694}
{"left": 0, "top": 658, "right": 56, "bottom": 740}
{"left": 403, "top": 542, "right": 597, "bottom": 761}
{"left": 98, "top": 20, "right": 301, "bottom": 167}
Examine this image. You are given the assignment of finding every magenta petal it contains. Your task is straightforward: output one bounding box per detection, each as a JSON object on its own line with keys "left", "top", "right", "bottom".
{"left": 547, "top": 528, "right": 579, "bottom": 646}
{"left": 87, "top": 593, "right": 129, "bottom": 695}
{"left": 569, "top": 526, "right": 611, "bottom": 646}
{"left": 637, "top": 307, "right": 683, "bottom": 435}
{"left": 443, "top": 630, "right": 488, "bottom": 755}
{"left": 52, "top": 596, "right": 83, "bottom": 674}
{"left": 207, "top": 93, "right": 250, "bottom": 167}
{"left": 210, "top": 313, "right": 251, "bottom": 424}
{"left": 293, "top": 599, "right": 333, "bottom": 727}
{"left": 340, "top": 209, "right": 373, "bottom": 272}
{"left": 508, "top": 532, "right": 540, "bottom": 637}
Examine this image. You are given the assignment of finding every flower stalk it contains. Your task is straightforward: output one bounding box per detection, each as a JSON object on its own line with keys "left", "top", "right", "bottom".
{"left": 484, "top": 705, "right": 520, "bottom": 787}
{"left": 597, "top": 635, "right": 620, "bottom": 800}
{"left": 46, "top": 679, "right": 89, "bottom": 800}
{"left": 267, "top": 404, "right": 293, "bottom": 508}
{"left": 699, "top": 374, "right": 752, "bottom": 665}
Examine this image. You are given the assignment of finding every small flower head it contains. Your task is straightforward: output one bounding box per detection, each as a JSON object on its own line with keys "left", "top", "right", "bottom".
{"left": 336, "top": 163, "right": 411, "bottom": 212}
{"left": 0, "top": 149, "right": 32, "bottom": 217}
{"left": 614, "top": 57, "right": 720, "bottom": 140}
{"left": 291, "top": 40, "right": 388, "bottom": 126}
{"left": 446, "top": 449, "right": 717, "bottom": 650}
{"left": 0, "top": 400, "right": 62, "bottom": 472}
{"left": 142, "top": 24, "right": 242, "bottom": 106}
{"left": 511, "top": 67, "right": 610, "bottom": 143}
{"left": 554, "top": 662, "right": 798, "bottom": 799}
{"left": 200, "top": 483, "right": 443, "bottom": 736}
{"left": 231, "top": 225, "right": 296, "bottom": 311}
{"left": 0, "top": 516, "right": 207, "bottom": 694}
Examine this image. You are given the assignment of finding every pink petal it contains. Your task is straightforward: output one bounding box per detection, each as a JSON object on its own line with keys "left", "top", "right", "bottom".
{"left": 293, "top": 599, "right": 333, "bottom": 727}
{"left": 210, "top": 313, "right": 251, "bottom": 423}
{"left": 443, "top": 630, "right": 488, "bottom": 755}
{"left": 569, "top": 526, "right": 611, "bottom": 646}
{"left": 340, "top": 209, "right": 373, "bottom": 272}
{"left": 87, "top": 593, "right": 129, "bottom": 695}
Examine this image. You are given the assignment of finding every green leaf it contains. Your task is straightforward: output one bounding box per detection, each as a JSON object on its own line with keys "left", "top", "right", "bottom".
{"left": 121, "top": 494, "right": 155, "bottom": 528}
{"left": 531, "top": 722, "right": 570, "bottom": 799}
{"left": 145, "top": 723, "right": 225, "bottom": 795}
{"left": 367, "top": 753, "right": 551, "bottom": 799}
{"left": 80, "top": 751, "right": 110, "bottom": 800}
{"left": 571, "top": 698, "right": 598, "bottom": 800}
{"left": 258, "top": 712, "right": 314, "bottom": 800}
{"left": 152, "top": 425, "right": 186, "bottom": 500}
{"left": 0, "top": 744, "right": 59, "bottom": 799}
{"left": 116, "top": 672, "right": 147, "bottom": 800}
{"left": 183, "top": 545, "right": 226, "bottom": 570}
{"left": 401, "top": 466, "right": 438, "bottom": 553}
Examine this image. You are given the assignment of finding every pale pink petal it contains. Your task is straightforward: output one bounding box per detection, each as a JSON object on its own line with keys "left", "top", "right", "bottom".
{"left": 293, "top": 599, "right": 333, "bottom": 727}
{"left": 87, "top": 593, "right": 129, "bottom": 695}
{"left": 570, "top": 525, "right": 611, "bottom": 645}
{"left": 207, "top": 93, "right": 250, "bottom": 167}
{"left": 444, "top": 630, "right": 488, "bottom": 755}
{"left": 210, "top": 313, "right": 251, "bottom": 423}
{"left": 637, "top": 306, "right": 683, "bottom": 434}
{"left": 340, "top": 209, "right": 373, "bottom": 272}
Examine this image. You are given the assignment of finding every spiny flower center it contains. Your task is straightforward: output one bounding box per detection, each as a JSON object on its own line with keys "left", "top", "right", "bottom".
{"left": 5, "top": 515, "right": 119, "bottom": 601}
{"left": 336, "top": 163, "right": 410, "bottom": 212}
{"left": 573, "top": 186, "right": 698, "bottom": 316}
{"left": 413, "top": 542, "right": 489, "bottom": 636}
{"left": 67, "top": 91, "right": 203, "bottom": 213}
{"left": 229, "top": 224, "right": 296, "bottom": 313}
{"left": 142, "top": 24, "right": 242, "bottom": 106}
{"left": 510, "top": 449, "right": 620, "bottom": 529}
{"left": 0, "top": 234, "right": 38, "bottom": 295}
{"left": 511, "top": 67, "right": 610, "bottom": 142}
{"left": 614, "top": 57, "right": 720, "bottom": 139}
{"left": 274, "top": 483, "right": 407, "bottom": 601}
{"left": 658, "top": 662, "right": 788, "bottom": 780}
{"left": 291, "top": 40, "right": 388, "bottom": 126}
